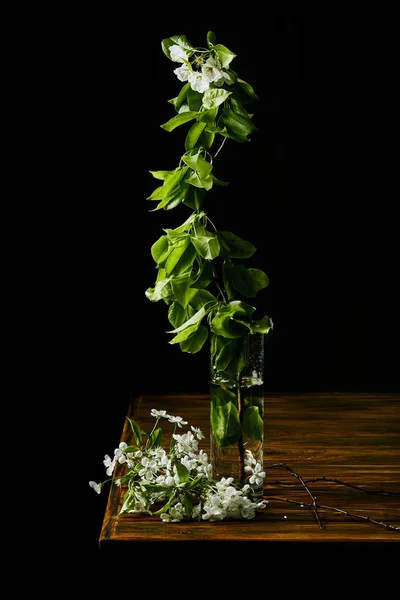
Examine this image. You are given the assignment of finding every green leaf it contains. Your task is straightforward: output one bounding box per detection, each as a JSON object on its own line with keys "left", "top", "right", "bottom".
{"left": 165, "top": 211, "right": 203, "bottom": 236}
{"left": 191, "top": 231, "right": 220, "bottom": 260}
{"left": 160, "top": 111, "right": 197, "bottom": 132}
{"left": 169, "top": 322, "right": 200, "bottom": 345}
{"left": 186, "top": 170, "right": 213, "bottom": 190}
{"left": 182, "top": 492, "right": 194, "bottom": 516}
{"left": 168, "top": 300, "right": 189, "bottom": 328}
{"left": 140, "top": 483, "right": 170, "bottom": 495}
{"left": 188, "top": 288, "right": 218, "bottom": 311}
{"left": 152, "top": 182, "right": 190, "bottom": 211}
{"left": 120, "top": 491, "right": 137, "bottom": 514}
{"left": 183, "top": 153, "right": 214, "bottom": 191}
{"left": 206, "top": 124, "right": 229, "bottom": 136}
{"left": 175, "top": 459, "right": 190, "bottom": 483}
{"left": 185, "top": 120, "right": 207, "bottom": 151}
{"left": 207, "top": 31, "right": 216, "bottom": 47}
{"left": 229, "top": 97, "right": 251, "bottom": 119}
{"left": 197, "top": 107, "right": 219, "bottom": 123}
{"left": 151, "top": 497, "right": 176, "bottom": 517}
{"left": 202, "top": 88, "right": 232, "bottom": 110}
{"left": 184, "top": 475, "right": 206, "bottom": 491}
{"left": 237, "top": 77, "right": 259, "bottom": 102}
{"left": 213, "top": 337, "right": 248, "bottom": 375}
{"left": 165, "top": 238, "right": 196, "bottom": 276}
{"left": 211, "top": 173, "right": 229, "bottom": 186}
{"left": 182, "top": 186, "right": 207, "bottom": 210}
{"left": 127, "top": 417, "right": 142, "bottom": 446}
{"left": 221, "top": 107, "right": 257, "bottom": 139}
{"left": 121, "top": 445, "right": 141, "bottom": 455}
{"left": 180, "top": 323, "right": 208, "bottom": 353}
{"left": 146, "top": 184, "right": 165, "bottom": 201}
{"left": 223, "top": 264, "right": 269, "bottom": 297}
{"left": 187, "top": 88, "right": 203, "bottom": 112}
{"left": 147, "top": 167, "right": 188, "bottom": 201}
{"left": 145, "top": 277, "right": 173, "bottom": 302}
{"left": 149, "top": 170, "right": 170, "bottom": 180}
{"left": 213, "top": 44, "right": 237, "bottom": 68}
{"left": 210, "top": 301, "right": 255, "bottom": 338}
{"left": 170, "top": 272, "right": 192, "bottom": 306}
{"left": 182, "top": 152, "right": 212, "bottom": 175}
{"left": 150, "top": 235, "right": 169, "bottom": 264}
{"left": 210, "top": 387, "right": 241, "bottom": 446}
{"left": 198, "top": 129, "right": 215, "bottom": 150}
{"left": 176, "top": 82, "right": 190, "bottom": 112}
{"left": 148, "top": 427, "right": 162, "bottom": 448}
{"left": 218, "top": 231, "right": 256, "bottom": 258}
{"left": 167, "top": 305, "right": 208, "bottom": 334}
{"left": 242, "top": 406, "right": 264, "bottom": 441}
{"left": 248, "top": 315, "right": 273, "bottom": 335}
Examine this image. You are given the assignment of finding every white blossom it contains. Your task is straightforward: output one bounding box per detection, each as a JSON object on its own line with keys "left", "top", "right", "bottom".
{"left": 188, "top": 71, "right": 209, "bottom": 93}
{"left": 173, "top": 430, "right": 198, "bottom": 454}
{"left": 103, "top": 454, "right": 116, "bottom": 476}
{"left": 114, "top": 442, "right": 128, "bottom": 464}
{"left": 138, "top": 456, "right": 158, "bottom": 480}
{"left": 191, "top": 426, "right": 205, "bottom": 440}
{"left": 169, "top": 44, "right": 188, "bottom": 63}
{"left": 202, "top": 494, "right": 226, "bottom": 521}
{"left": 173, "top": 64, "right": 190, "bottom": 82}
{"left": 161, "top": 507, "right": 185, "bottom": 522}
{"left": 89, "top": 481, "right": 101, "bottom": 494}
{"left": 214, "top": 70, "right": 234, "bottom": 87}
{"left": 91, "top": 412, "right": 267, "bottom": 523}
{"left": 168, "top": 415, "right": 188, "bottom": 428}
{"left": 150, "top": 409, "right": 169, "bottom": 419}
{"left": 248, "top": 462, "right": 266, "bottom": 486}
{"left": 202, "top": 57, "right": 223, "bottom": 83}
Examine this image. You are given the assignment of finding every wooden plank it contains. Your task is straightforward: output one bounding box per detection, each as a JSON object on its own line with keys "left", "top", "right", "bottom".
{"left": 100, "top": 393, "right": 400, "bottom": 545}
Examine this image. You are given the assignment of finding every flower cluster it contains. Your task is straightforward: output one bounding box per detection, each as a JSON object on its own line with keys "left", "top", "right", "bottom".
{"left": 90, "top": 409, "right": 267, "bottom": 522}
{"left": 170, "top": 43, "right": 234, "bottom": 93}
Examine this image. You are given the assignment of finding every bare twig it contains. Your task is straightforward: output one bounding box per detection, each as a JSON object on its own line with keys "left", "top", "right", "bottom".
{"left": 267, "top": 476, "right": 400, "bottom": 497}
{"left": 263, "top": 462, "right": 400, "bottom": 532}
{"left": 269, "top": 462, "right": 324, "bottom": 529}
{"left": 213, "top": 136, "right": 227, "bottom": 159}
{"left": 305, "top": 477, "right": 400, "bottom": 497}
{"left": 268, "top": 496, "right": 400, "bottom": 532}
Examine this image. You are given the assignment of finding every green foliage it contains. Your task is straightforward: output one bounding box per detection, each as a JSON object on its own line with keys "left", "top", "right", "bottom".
{"left": 210, "top": 386, "right": 241, "bottom": 446}
{"left": 146, "top": 31, "right": 274, "bottom": 447}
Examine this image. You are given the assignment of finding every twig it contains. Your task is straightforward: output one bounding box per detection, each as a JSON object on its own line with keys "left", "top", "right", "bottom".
{"left": 213, "top": 136, "right": 227, "bottom": 159}
{"left": 268, "top": 496, "right": 400, "bottom": 532}
{"left": 264, "top": 462, "right": 400, "bottom": 532}
{"left": 305, "top": 477, "right": 400, "bottom": 496}
{"left": 267, "top": 476, "right": 400, "bottom": 497}
{"left": 269, "top": 462, "right": 324, "bottom": 529}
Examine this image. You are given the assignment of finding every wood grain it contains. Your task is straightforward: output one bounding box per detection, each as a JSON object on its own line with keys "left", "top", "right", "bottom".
{"left": 100, "top": 393, "right": 400, "bottom": 546}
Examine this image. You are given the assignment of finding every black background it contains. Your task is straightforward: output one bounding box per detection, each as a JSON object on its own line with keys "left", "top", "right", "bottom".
{"left": 78, "top": 9, "right": 399, "bottom": 572}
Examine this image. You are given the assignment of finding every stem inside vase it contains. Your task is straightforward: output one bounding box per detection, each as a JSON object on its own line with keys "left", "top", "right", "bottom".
{"left": 210, "top": 333, "right": 265, "bottom": 489}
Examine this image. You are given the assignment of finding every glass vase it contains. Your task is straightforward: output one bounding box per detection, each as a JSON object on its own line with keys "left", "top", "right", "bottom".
{"left": 210, "top": 332, "right": 265, "bottom": 497}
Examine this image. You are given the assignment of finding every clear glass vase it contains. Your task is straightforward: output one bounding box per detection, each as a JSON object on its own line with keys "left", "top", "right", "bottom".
{"left": 210, "top": 332, "right": 265, "bottom": 496}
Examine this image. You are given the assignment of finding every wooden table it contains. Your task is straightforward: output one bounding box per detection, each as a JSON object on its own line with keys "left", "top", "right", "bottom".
{"left": 99, "top": 393, "right": 400, "bottom": 549}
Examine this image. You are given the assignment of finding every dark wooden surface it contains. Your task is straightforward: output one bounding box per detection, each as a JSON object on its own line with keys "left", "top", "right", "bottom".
{"left": 99, "top": 393, "right": 400, "bottom": 546}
